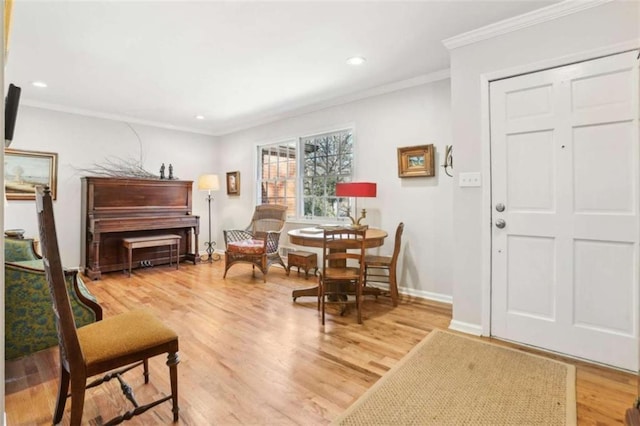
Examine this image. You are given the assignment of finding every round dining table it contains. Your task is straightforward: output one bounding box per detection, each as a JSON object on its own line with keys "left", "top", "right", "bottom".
{"left": 287, "top": 227, "right": 388, "bottom": 300}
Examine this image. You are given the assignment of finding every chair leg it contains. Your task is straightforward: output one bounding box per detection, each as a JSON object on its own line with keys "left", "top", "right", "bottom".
{"left": 356, "top": 280, "right": 363, "bottom": 324}
{"left": 261, "top": 255, "right": 268, "bottom": 283}
{"left": 53, "top": 365, "right": 70, "bottom": 424}
{"left": 167, "top": 352, "right": 180, "bottom": 422}
{"left": 69, "top": 375, "right": 87, "bottom": 426}
{"left": 223, "top": 253, "right": 230, "bottom": 278}
{"left": 143, "top": 359, "right": 150, "bottom": 384}
{"left": 390, "top": 266, "right": 399, "bottom": 307}
{"left": 318, "top": 280, "right": 325, "bottom": 325}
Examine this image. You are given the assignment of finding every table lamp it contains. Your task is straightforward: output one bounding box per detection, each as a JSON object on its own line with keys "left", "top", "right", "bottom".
{"left": 198, "top": 174, "right": 220, "bottom": 262}
{"left": 335, "top": 182, "right": 377, "bottom": 229}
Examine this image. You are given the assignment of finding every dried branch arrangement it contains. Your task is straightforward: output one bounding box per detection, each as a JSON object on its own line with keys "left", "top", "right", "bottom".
{"left": 75, "top": 156, "right": 158, "bottom": 179}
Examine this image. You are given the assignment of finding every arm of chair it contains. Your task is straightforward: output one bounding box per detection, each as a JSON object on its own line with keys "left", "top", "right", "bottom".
{"left": 5, "top": 238, "right": 42, "bottom": 262}
{"left": 68, "top": 269, "right": 103, "bottom": 322}
{"left": 264, "top": 231, "right": 282, "bottom": 255}
{"left": 4, "top": 263, "right": 103, "bottom": 359}
{"left": 223, "top": 229, "right": 255, "bottom": 247}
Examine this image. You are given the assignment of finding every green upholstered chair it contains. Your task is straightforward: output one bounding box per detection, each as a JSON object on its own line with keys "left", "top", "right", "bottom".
{"left": 4, "top": 238, "right": 102, "bottom": 360}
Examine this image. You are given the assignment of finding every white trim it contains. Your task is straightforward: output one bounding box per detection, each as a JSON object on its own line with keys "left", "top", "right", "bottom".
{"left": 21, "top": 99, "right": 217, "bottom": 136}
{"left": 448, "top": 320, "right": 483, "bottom": 336}
{"left": 484, "top": 40, "right": 640, "bottom": 83}
{"left": 480, "top": 73, "right": 493, "bottom": 336}
{"left": 365, "top": 283, "right": 452, "bottom": 304}
{"left": 215, "top": 69, "right": 450, "bottom": 136}
{"left": 22, "top": 69, "right": 450, "bottom": 138}
{"left": 480, "top": 41, "right": 640, "bottom": 336}
{"left": 397, "top": 285, "right": 453, "bottom": 304}
{"left": 443, "top": 0, "right": 613, "bottom": 50}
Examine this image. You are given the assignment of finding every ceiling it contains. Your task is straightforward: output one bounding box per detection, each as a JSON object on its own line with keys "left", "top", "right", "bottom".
{"left": 7, "top": 1, "right": 559, "bottom": 136}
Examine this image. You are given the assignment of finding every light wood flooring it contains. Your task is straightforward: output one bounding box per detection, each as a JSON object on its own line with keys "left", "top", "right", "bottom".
{"left": 5, "top": 261, "right": 637, "bottom": 425}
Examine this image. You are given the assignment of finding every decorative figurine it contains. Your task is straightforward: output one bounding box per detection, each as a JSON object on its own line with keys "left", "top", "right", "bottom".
{"left": 160, "top": 163, "right": 166, "bottom": 179}
{"left": 168, "top": 164, "right": 174, "bottom": 180}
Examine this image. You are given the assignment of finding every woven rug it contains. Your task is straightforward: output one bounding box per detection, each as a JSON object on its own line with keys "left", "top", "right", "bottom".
{"left": 333, "top": 330, "right": 576, "bottom": 425}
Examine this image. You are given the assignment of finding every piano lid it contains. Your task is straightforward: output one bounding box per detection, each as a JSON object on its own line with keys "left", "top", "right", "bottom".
{"left": 83, "top": 176, "right": 193, "bottom": 217}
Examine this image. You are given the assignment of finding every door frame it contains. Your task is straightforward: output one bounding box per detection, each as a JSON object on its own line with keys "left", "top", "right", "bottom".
{"left": 479, "top": 39, "right": 640, "bottom": 336}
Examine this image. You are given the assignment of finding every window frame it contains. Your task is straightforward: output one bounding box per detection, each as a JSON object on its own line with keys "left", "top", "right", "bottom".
{"left": 256, "top": 125, "right": 355, "bottom": 222}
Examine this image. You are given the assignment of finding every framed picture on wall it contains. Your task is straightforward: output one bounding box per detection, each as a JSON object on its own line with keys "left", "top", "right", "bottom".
{"left": 226, "top": 171, "right": 240, "bottom": 195}
{"left": 397, "top": 144, "right": 435, "bottom": 178}
{"left": 5, "top": 148, "right": 58, "bottom": 200}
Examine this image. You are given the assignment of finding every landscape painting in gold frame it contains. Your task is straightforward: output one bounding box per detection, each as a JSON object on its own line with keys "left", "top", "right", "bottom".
{"left": 397, "top": 144, "right": 435, "bottom": 178}
{"left": 5, "top": 148, "right": 58, "bottom": 200}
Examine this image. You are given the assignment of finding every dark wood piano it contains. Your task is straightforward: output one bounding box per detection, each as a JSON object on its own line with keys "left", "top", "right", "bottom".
{"left": 81, "top": 177, "right": 200, "bottom": 280}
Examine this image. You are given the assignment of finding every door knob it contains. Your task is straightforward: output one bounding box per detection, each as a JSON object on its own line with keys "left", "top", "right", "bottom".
{"left": 495, "top": 219, "right": 506, "bottom": 229}
{"left": 495, "top": 203, "right": 505, "bottom": 212}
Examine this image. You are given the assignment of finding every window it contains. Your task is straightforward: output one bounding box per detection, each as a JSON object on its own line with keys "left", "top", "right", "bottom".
{"left": 257, "top": 128, "right": 354, "bottom": 220}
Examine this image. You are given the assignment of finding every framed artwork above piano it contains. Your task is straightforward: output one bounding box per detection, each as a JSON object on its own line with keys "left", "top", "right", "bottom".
{"left": 81, "top": 177, "right": 200, "bottom": 280}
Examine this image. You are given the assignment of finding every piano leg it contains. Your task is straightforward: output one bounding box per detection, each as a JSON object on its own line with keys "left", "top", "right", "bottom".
{"left": 86, "top": 238, "right": 102, "bottom": 280}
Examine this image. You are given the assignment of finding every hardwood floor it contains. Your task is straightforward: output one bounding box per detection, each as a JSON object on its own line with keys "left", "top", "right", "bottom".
{"left": 5, "top": 261, "right": 637, "bottom": 425}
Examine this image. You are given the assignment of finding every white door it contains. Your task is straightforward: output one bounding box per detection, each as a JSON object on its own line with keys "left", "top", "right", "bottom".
{"left": 490, "top": 50, "right": 639, "bottom": 371}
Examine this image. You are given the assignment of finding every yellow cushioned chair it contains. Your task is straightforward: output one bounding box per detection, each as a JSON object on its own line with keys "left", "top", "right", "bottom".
{"left": 35, "top": 186, "right": 180, "bottom": 425}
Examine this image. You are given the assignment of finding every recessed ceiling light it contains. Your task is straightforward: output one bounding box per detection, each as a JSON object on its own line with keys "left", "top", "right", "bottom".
{"left": 195, "top": 115, "right": 205, "bottom": 120}
{"left": 31, "top": 81, "right": 48, "bottom": 88}
{"left": 346, "top": 56, "right": 366, "bottom": 66}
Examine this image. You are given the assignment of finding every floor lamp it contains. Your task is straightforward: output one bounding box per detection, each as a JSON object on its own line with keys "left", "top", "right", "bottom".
{"left": 198, "top": 174, "right": 220, "bottom": 262}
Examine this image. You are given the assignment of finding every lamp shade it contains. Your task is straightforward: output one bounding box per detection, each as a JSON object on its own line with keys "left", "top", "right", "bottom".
{"left": 198, "top": 174, "right": 220, "bottom": 191}
{"left": 335, "top": 182, "right": 377, "bottom": 198}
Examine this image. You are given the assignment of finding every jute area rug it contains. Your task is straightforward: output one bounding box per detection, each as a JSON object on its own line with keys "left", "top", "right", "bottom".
{"left": 333, "top": 330, "right": 576, "bottom": 425}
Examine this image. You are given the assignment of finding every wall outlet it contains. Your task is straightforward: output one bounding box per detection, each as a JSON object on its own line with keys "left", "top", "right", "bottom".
{"left": 459, "top": 172, "right": 481, "bottom": 187}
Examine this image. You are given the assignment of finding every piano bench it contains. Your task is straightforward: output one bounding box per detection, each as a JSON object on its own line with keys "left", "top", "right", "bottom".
{"left": 122, "top": 234, "right": 182, "bottom": 277}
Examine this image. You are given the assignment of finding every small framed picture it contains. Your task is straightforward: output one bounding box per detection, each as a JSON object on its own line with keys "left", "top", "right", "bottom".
{"left": 5, "top": 149, "right": 58, "bottom": 200}
{"left": 397, "top": 144, "right": 435, "bottom": 178}
{"left": 226, "top": 171, "right": 240, "bottom": 195}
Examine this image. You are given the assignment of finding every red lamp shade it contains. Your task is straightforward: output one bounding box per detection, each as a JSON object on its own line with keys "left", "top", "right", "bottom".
{"left": 335, "top": 182, "right": 377, "bottom": 198}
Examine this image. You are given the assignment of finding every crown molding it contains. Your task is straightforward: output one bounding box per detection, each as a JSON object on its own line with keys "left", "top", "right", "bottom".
{"left": 215, "top": 69, "right": 451, "bottom": 136}
{"left": 20, "top": 99, "right": 218, "bottom": 136}
{"left": 442, "top": 0, "right": 613, "bottom": 50}
{"left": 22, "top": 69, "right": 451, "bottom": 137}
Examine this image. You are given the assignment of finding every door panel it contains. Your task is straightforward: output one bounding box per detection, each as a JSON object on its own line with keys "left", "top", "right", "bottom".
{"left": 573, "top": 122, "right": 635, "bottom": 213}
{"left": 507, "top": 131, "right": 555, "bottom": 211}
{"left": 507, "top": 235, "right": 556, "bottom": 319}
{"left": 573, "top": 239, "right": 635, "bottom": 335}
{"left": 490, "top": 50, "right": 639, "bottom": 370}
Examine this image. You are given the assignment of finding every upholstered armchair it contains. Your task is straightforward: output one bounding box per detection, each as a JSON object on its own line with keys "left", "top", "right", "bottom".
{"left": 5, "top": 238, "right": 102, "bottom": 360}
{"left": 223, "top": 204, "right": 287, "bottom": 282}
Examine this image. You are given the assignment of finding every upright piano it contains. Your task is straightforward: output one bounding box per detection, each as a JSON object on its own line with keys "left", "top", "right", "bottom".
{"left": 81, "top": 177, "right": 200, "bottom": 280}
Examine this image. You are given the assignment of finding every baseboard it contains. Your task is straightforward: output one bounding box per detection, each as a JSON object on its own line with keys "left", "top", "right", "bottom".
{"left": 448, "top": 320, "right": 483, "bottom": 336}
{"left": 399, "top": 286, "right": 452, "bottom": 304}
{"left": 366, "top": 283, "right": 452, "bottom": 305}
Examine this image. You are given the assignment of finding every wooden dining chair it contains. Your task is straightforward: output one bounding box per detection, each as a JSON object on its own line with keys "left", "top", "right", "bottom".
{"left": 364, "top": 222, "right": 404, "bottom": 307}
{"left": 318, "top": 228, "right": 367, "bottom": 325}
{"left": 35, "top": 186, "right": 180, "bottom": 425}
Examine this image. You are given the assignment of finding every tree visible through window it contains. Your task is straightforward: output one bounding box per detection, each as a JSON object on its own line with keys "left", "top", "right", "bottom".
{"left": 257, "top": 128, "right": 354, "bottom": 220}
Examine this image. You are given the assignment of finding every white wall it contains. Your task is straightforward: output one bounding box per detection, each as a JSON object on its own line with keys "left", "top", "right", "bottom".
{"left": 216, "top": 80, "right": 454, "bottom": 300}
{"left": 4, "top": 106, "right": 219, "bottom": 267}
{"left": 448, "top": 1, "right": 640, "bottom": 330}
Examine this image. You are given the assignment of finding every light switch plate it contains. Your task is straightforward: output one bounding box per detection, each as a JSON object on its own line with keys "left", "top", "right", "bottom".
{"left": 459, "top": 172, "right": 481, "bottom": 187}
